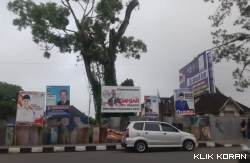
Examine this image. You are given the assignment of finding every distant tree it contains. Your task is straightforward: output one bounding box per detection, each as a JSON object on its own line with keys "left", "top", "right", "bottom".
{"left": 89, "top": 116, "right": 96, "bottom": 125}
{"left": 0, "top": 82, "right": 22, "bottom": 120}
{"left": 7, "top": 0, "right": 147, "bottom": 122}
{"left": 120, "top": 78, "right": 134, "bottom": 86}
{"left": 205, "top": 0, "right": 250, "bottom": 92}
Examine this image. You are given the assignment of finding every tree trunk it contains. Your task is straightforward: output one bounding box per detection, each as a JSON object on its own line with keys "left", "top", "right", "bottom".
{"left": 82, "top": 52, "right": 102, "bottom": 124}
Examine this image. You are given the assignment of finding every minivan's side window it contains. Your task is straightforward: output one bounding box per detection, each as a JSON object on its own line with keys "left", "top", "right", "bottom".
{"left": 160, "top": 124, "right": 178, "bottom": 132}
{"left": 144, "top": 123, "right": 160, "bottom": 131}
{"left": 133, "top": 122, "right": 144, "bottom": 130}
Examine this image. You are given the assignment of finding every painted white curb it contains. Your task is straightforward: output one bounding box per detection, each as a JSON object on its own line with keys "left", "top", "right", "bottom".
{"left": 75, "top": 146, "right": 86, "bottom": 151}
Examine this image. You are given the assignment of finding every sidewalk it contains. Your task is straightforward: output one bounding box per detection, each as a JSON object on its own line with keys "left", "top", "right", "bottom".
{"left": 0, "top": 140, "right": 247, "bottom": 154}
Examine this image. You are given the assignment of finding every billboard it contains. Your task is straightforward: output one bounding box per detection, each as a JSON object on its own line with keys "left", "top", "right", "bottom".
{"left": 16, "top": 91, "right": 45, "bottom": 126}
{"left": 46, "top": 86, "right": 70, "bottom": 117}
{"left": 101, "top": 86, "right": 141, "bottom": 113}
{"left": 179, "top": 50, "right": 216, "bottom": 98}
{"left": 173, "top": 88, "right": 194, "bottom": 116}
{"left": 143, "top": 95, "right": 159, "bottom": 117}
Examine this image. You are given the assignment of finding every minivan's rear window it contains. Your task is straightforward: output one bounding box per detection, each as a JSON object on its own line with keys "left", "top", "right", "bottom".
{"left": 123, "top": 122, "right": 131, "bottom": 131}
{"left": 133, "top": 122, "right": 144, "bottom": 130}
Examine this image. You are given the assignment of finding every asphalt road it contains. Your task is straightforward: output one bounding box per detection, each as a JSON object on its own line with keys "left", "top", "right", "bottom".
{"left": 0, "top": 147, "right": 242, "bottom": 163}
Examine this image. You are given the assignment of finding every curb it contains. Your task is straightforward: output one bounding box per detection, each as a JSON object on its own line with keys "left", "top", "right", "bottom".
{"left": 0, "top": 143, "right": 243, "bottom": 154}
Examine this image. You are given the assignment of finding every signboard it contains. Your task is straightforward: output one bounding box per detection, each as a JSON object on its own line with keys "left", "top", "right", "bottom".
{"left": 179, "top": 51, "right": 216, "bottom": 98}
{"left": 173, "top": 88, "right": 195, "bottom": 116}
{"left": 46, "top": 86, "right": 70, "bottom": 117}
{"left": 144, "top": 95, "right": 159, "bottom": 117}
{"left": 101, "top": 86, "right": 141, "bottom": 113}
{"left": 16, "top": 91, "right": 45, "bottom": 126}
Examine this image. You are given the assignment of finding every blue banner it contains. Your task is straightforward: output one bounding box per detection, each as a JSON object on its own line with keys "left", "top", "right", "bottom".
{"left": 179, "top": 51, "right": 216, "bottom": 98}
{"left": 46, "top": 86, "right": 70, "bottom": 117}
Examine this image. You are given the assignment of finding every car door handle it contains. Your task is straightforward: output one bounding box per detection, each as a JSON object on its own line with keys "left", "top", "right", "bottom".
{"left": 145, "top": 132, "right": 148, "bottom": 134}
{"left": 164, "top": 133, "right": 166, "bottom": 135}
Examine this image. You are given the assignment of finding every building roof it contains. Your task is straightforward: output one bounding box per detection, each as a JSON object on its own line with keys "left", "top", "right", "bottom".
{"left": 195, "top": 87, "right": 250, "bottom": 114}
{"left": 69, "top": 105, "right": 86, "bottom": 117}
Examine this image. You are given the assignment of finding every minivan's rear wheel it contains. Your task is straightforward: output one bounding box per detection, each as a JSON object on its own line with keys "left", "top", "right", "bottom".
{"left": 134, "top": 141, "right": 147, "bottom": 153}
{"left": 183, "top": 140, "right": 194, "bottom": 151}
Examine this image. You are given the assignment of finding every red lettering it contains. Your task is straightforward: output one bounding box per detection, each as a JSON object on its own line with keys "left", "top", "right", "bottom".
{"left": 119, "top": 98, "right": 139, "bottom": 103}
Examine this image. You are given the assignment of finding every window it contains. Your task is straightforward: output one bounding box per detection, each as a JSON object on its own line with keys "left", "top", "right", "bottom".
{"left": 161, "top": 124, "right": 178, "bottom": 132}
{"left": 133, "top": 122, "right": 144, "bottom": 130}
{"left": 123, "top": 122, "right": 131, "bottom": 131}
{"left": 144, "top": 123, "right": 160, "bottom": 131}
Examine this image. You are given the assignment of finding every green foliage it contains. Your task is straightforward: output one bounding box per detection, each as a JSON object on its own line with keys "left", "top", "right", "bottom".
{"left": 89, "top": 116, "right": 96, "bottom": 125}
{"left": 120, "top": 78, "right": 134, "bottom": 86}
{"left": 205, "top": 0, "right": 250, "bottom": 92}
{"left": 7, "top": 0, "right": 146, "bottom": 122}
{"left": 119, "top": 36, "right": 147, "bottom": 59}
{"left": 0, "top": 82, "right": 23, "bottom": 119}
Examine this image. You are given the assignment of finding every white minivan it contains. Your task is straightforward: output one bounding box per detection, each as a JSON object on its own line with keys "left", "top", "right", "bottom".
{"left": 121, "top": 121, "right": 196, "bottom": 153}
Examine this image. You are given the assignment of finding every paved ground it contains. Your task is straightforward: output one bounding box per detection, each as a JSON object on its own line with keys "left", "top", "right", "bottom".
{"left": 0, "top": 139, "right": 248, "bottom": 149}
{"left": 0, "top": 147, "right": 242, "bottom": 163}
{"left": 199, "top": 140, "right": 248, "bottom": 144}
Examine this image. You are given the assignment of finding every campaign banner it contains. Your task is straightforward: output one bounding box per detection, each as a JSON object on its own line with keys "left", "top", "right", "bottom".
{"left": 144, "top": 95, "right": 159, "bottom": 117}
{"left": 101, "top": 86, "right": 141, "bottom": 113}
{"left": 173, "top": 89, "right": 195, "bottom": 116}
{"left": 46, "top": 86, "right": 70, "bottom": 117}
{"left": 16, "top": 91, "right": 45, "bottom": 126}
{"left": 107, "top": 128, "right": 122, "bottom": 140}
{"left": 179, "top": 51, "right": 216, "bottom": 98}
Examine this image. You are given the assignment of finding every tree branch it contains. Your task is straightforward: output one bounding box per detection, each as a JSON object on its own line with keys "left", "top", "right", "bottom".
{"left": 213, "top": 0, "right": 227, "bottom": 15}
{"left": 85, "top": 0, "right": 95, "bottom": 17}
{"left": 63, "top": 0, "right": 88, "bottom": 41}
{"left": 78, "top": 1, "right": 85, "bottom": 11}
{"left": 116, "top": 0, "right": 139, "bottom": 42}
{"left": 65, "top": 0, "right": 79, "bottom": 26}
{"left": 64, "top": 28, "right": 77, "bottom": 33}
{"left": 83, "top": 0, "right": 90, "bottom": 16}
{"left": 61, "top": 0, "right": 69, "bottom": 9}
{"left": 209, "top": 34, "right": 249, "bottom": 51}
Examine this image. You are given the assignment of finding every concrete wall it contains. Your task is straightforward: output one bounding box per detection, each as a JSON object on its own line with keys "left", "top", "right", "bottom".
{"left": 208, "top": 115, "right": 248, "bottom": 140}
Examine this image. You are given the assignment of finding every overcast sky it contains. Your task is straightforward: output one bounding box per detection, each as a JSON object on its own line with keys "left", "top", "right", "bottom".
{"left": 1, "top": 0, "right": 249, "bottom": 118}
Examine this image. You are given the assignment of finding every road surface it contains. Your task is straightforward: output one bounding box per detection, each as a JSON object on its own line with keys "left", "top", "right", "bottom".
{"left": 0, "top": 147, "right": 242, "bottom": 163}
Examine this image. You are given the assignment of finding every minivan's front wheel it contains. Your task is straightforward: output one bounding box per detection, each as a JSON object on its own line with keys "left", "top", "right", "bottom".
{"left": 134, "top": 141, "right": 147, "bottom": 153}
{"left": 183, "top": 140, "right": 194, "bottom": 151}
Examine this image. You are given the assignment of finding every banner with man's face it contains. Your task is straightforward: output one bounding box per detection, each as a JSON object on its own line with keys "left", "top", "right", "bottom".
{"left": 46, "top": 86, "right": 70, "bottom": 117}
{"left": 101, "top": 86, "right": 141, "bottom": 113}
{"left": 173, "top": 89, "right": 195, "bottom": 116}
{"left": 144, "top": 95, "right": 159, "bottom": 117}
{"left": 16, "top": 91, "right": 45, "bottom": 126}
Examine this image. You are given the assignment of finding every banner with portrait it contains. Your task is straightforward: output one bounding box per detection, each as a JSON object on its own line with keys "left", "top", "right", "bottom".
{"left": 143, "top": 95, "right": 159, "bottom": 117}
{"left": 46, "top": 86, "right": 70, "bottom": 117}
{"left": 101, "top": 86, "right": 141, "bottom": 113}
{"left": 173, "top": 89, "right": 195, "bottom": 116}
{"left": 179, "top": 51, "right": 216, "bottom": 98}
{"left": 16, "top": 91, "right": 45, "bottom": 126}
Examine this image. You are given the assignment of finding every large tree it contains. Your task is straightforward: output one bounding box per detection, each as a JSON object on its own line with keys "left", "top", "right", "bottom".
{"left": 7, "top": 0, "right": 147, "bottom": 122}
{"left": 204, "top": 0, "right": 250, "bottom": 92}
{"left": 0, "top": 82, "right": 23, "bottom": 120}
